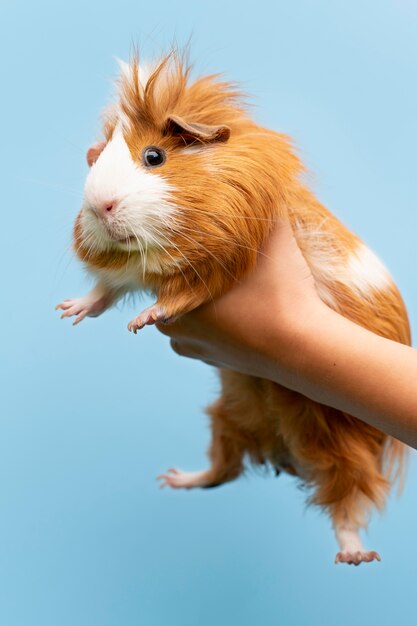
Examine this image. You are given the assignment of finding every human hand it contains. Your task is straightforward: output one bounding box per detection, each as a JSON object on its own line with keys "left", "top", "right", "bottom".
{"left": 157, "top": 219, "right": 325, "bottom": 383}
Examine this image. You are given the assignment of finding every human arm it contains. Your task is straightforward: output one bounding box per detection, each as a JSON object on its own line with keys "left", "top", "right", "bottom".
{"left": 157, "top": 220, "right": 417, "bottom": 450}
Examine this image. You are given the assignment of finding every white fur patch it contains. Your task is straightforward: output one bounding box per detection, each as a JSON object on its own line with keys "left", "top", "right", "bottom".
{"left": 81, "top": 127, "right": 179, "bottom": 272}
{"left": 116, "top": 57, "right": 152, "bottom": 90}
{"left": 335, "top": 524, "right": 364, "bottom": 553}
{"left": 293, "top": 220, "right": 340, "bottom": 308}
{"left": 181, "top": 146, "right": 209, "bottom": 156}
{"left": 294, "top": 220, "right": 392, "bottom": 307}
{"left": 116, "top": 57, "right": 172, "bottom": 112}
{"left": 113, "top": 59, "right": 153, "bottom": 133}
{"left": 92, "top": 264, "right": 144, "bottom": 293}
{"left": 347, "top": 243, "right": 391, "bottom": 295}
{"left": 180, "top": 145, "right": 221, "bottom": 174}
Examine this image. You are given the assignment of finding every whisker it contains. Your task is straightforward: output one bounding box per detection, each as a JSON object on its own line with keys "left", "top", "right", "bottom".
{"left": 145, "top": 226, "right": 202, "bottom": 299}
{"left": 143, "top": 236, "right": 148, "bottom": 281}
{"left": 121, "top": 223, "right": 132, "bottom": 273}
{"left": 142, "top": 224, "right": 202, "bottom": 296}
{"left": 51, "top": 240, "right": 79, "bottom": 290}
{"left": 128, "top": 213, "right": 210, "bottom": 300}
{"left": 123, "top": 217, "right": 146, "bottom": 280}
{"left": 170, "top": 203, "right": 275, "bottom": 222}
{"left": 180, "top": 231, "right": 239, "bottom": 284}
{"left": 81, "top": 232, "right": 98, "bottom": 260}
{"left": 79, "top": 229, "right": 104, "bottom": 261}
{"left": 167, "top": 221, "right": 272, "bottom": 260}
{"left": 145, "top": 217, "right": 240, "bottom": 285}
{"left": 145, "top": 207, "right": 274, "bottom": 263}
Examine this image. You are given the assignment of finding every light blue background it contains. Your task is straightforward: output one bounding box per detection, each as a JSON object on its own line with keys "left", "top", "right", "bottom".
{"left": 2, "top": 1, "right": 417, "bottom": 625}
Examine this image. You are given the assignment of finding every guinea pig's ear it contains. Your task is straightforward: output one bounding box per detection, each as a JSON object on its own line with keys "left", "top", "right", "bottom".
{"left": 86, "top": 141, "right": 107, "bottom": 167}
{"left": 164, "top": 114, "right": 230, "bottom": 144}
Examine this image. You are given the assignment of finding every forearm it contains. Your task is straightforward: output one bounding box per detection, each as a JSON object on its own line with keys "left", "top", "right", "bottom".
{"left": 274, "top": 303, "right": 417, "bottom": 448}
{"left": 157, "top": 219, "right": 417, "bottom": 449}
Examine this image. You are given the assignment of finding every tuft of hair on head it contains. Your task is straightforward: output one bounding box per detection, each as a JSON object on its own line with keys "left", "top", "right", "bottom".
{"left": 112, "top": 49, "right": 248, "bottom": 141}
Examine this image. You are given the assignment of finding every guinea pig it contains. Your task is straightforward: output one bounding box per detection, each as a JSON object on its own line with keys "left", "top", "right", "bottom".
{"left": 56, "top": 52, "right": 410, "bottom": 566}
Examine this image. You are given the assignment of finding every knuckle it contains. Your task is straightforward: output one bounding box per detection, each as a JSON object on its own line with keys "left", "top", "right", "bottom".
{"left": 170, "top": 339, "right": 186, "bottom": 356}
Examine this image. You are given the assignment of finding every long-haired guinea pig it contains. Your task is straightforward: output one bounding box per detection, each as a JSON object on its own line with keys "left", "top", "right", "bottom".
{"left": 56, "top": 52, "right": 410, "bottom": 566}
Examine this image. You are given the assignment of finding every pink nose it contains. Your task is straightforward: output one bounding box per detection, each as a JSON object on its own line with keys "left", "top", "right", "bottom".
{"left": 93, "top": 200, "right": 117, "bottom": 217}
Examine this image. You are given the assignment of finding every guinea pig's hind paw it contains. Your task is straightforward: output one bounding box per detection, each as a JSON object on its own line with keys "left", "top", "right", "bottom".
{"left": 335, "top": 550, "right": 381, "bottom": 566}
{"left": 157, "top": 468, "right": 211, "bottom": 489}
{"left": 127, "top": 305, "right": 167, "bottom": 334}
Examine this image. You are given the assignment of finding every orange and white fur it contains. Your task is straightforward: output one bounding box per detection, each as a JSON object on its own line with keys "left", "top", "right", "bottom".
{"left": 56, "top": 54, "right": 410, "bottom": 565}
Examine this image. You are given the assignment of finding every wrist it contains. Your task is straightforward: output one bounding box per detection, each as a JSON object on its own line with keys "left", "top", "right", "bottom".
{"left": 263, "top": 298, "right": 333, "bottom": 388}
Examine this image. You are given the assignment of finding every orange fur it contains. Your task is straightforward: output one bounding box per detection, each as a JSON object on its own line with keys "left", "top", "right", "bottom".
{"left": 74, "top": 53, "right": 410, "bottom": 551}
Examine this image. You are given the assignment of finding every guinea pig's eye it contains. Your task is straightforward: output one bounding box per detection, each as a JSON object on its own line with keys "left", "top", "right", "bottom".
{"left": 142, "top": 146, "right": 166, "bottom": 168}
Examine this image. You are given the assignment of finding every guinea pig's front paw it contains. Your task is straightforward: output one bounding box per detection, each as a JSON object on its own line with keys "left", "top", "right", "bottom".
{"left": 55, "top": 296, "right": 103, "bottom": 326}
{"left": 127, "top": 304, "right": 168, "bottom": 334}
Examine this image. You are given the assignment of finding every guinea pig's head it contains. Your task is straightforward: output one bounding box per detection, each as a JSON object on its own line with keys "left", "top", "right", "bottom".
{"left": 74, "top": 54, "right": 300, "bottom": 282}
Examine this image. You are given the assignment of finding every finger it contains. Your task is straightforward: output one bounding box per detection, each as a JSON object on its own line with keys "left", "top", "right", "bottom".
{"left": 170, "top": 339, "right": 185, "bottom": 356}
{"left": 170, "top": 339, "right": 201, "bottom": 359}
{"left": 155, "top": 318, "right": 186, "bottom": 337}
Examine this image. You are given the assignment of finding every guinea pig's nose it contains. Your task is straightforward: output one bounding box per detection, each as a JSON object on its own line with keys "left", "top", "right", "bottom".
{"left": 104, "top": 202, "right": 115, "bottom": 213}
{"left": 93, "top": 199, "right": 118, "bottom": 217}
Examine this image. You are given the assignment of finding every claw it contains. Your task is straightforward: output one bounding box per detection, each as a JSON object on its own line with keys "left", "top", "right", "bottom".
{"left": 156, "top": 468, "right": 211, "bottom": 489}
{"left": 56, "top": 296, "right": 101, "bottom": 325}
{"left": 128, "top": 304, "right": 167, "bottom": 334}
{"left": 335, "top": 550, "right": 381, "bottom": 565}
